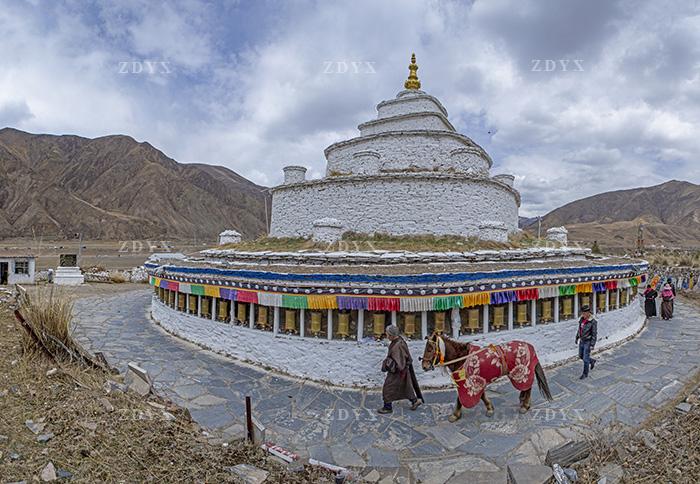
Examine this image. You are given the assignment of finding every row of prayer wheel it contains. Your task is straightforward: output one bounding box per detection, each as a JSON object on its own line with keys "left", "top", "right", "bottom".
{"left": 156, "top": 288, "right": 630, "bottom": 338}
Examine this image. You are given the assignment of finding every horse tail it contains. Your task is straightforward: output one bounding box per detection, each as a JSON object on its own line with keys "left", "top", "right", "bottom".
{"left": 534, "top": 362, "right": 553, "bottom": 402}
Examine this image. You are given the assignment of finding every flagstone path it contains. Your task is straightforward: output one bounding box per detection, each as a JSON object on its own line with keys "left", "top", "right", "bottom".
{"left": 72, "top": 289, "right": 700, "bottom": 483}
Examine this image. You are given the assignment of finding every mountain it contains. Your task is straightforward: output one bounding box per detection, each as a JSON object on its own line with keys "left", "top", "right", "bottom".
{"left": 0, "top": 128, "right": 269, "bottom": 240}
{"left": 528, "top": 180, "right": 700, "bottom": 249}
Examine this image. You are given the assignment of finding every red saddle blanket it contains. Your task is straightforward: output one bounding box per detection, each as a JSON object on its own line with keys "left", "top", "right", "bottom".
{"left": 450, "top": 340, "right": 539, "bottom": 408}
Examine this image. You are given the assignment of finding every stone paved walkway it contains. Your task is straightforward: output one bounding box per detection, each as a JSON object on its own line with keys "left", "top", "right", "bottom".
{"left": 72, "top": 289, "right": 700, "bottom": 483}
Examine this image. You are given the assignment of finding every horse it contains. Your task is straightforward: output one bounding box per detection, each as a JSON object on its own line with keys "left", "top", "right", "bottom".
{"left": 421, "top": 332, "right": 553, "bottom": 422}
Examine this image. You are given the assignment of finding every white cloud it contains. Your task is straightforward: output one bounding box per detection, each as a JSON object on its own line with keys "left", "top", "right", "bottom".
{"left": 1, "top": 0, "right": 699, "bottom": 216}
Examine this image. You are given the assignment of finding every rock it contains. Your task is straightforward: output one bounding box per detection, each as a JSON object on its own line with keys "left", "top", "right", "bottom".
{"left": 0, "top": 434, "right": 8, "bottom": 441}
{"left": 147, "top": 401, "right": 166, "bottom": 410}
{"left": 103, "top": 380, "right": 127, "bottom": 394}
{"left": 36, "top": 433, "right": 55, "bottom": 443}
{"left": 78, "top": 421, "right": 97, "bottom": 432}
{"left": 675, "top": 402, "right": 692, "bottom": 413}
{"left": 162, "top": 411, "right": 176, "bottom": 421}
{"left": 98, "top": 397, "right": 114, "bottom": 412}
{"left": 125, "top": 362, "right": 152, "bottom": 397}
{"left": 9, "top": 452, "right": 21, "bottom": 460}
{"left": 363, "top": 469, "right": 381, "bottom": 482}
{"left": 597, "top": 463, "right": 623, "bottom": 484}
{"left": 41, "top": 462, "right": 57, "bottom": 481}
{"left": 56, "top": 469, "right": 73, "bottom": 479}
{"left": 637, "top": 430, "right": 657, "bottom": 451}
{"left": 46, "top": 368, "right": 58, "bottom": 377}
{"left": 25, "top": 419, "right": 47, "bottom": 435}
{"left": 225, "top": 464, "right": 269, "bottom": 483}
{"left": 506, "top": 463, "right": 553, "bottom": 484}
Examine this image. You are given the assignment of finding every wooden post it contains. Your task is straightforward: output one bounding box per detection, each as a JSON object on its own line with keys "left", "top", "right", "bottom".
{"left": 507, "top": 301, "right": 514, "bottom": 331}
{"left": 554, "top": 296, "right": 560, "bottom": 323}
{"left": 245, "top": 396, "right": 253, "bottom": 442}
{"left": 300, "top": 309, "right": 306, "bottom": 338}
{"left": 482, "top": 304, "right": 489, "bottom": 334}
{"left": 197, "top": 295, "right": 202, "bottom": 317}
{"left": 591, "top": 292, "right": 596, "bottom": 315}
{"left": 327, "top": 309, "right": 333, "bottom": 340}
{"left": 573, "top": 295, "right": 579, "bottom": 320}
{"left": 421, "top": 311, "right": 428, "bottom": 338}
{"left": 211, "top": 298, "right": 217, "bottom": 321}
{"left": 273, "top": 306, "right": 280, "bottom": 335}
{"left": 249, "top": 303, "right": 255, "bottom": 329}
{"left": 605, "top": 290, "right": 610, "bottom": 312}
{"left": 530, "top": 300, "right": 537, "bottom": 327}
{"left": 357, "top": 309, "right": 364, "bottom": 340}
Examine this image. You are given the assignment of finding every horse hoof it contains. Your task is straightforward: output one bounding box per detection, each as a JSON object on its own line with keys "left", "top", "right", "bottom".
{"left": 448, "top": 414, "right": 461, "bottom": 423}
{"left": 519, "top": 406, "right": 530, "bottom": 414}
{"left": 486, "top": 410, "right": 494, "bottom": 417}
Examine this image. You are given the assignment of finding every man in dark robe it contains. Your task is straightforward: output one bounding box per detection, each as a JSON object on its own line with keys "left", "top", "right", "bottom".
{"left": 643, "top": 284, "right": 658, "bottom": 317}
{"left": 575, "top": 305, "right": 597, "bottom": 380}
{"left": 377, "top": 325, "right": 423, "bottom": 414}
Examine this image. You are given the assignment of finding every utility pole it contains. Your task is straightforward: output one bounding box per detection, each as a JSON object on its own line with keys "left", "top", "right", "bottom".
{"left": 537, "top": 216, "right": 541, "bottom": 241}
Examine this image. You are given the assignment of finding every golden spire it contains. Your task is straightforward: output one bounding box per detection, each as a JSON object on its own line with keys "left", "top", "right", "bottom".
{"left": 404, "top": 53, "right": 421, "bottom": 90}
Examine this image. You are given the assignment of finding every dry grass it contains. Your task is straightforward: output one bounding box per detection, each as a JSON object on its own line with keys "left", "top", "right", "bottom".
{"left": 108, "top": 273, "right": 128, "bottom": 284}
{"left": 0, "top": 297, "right": 332, "bottom": 483}
{"left": 17, "top": 286, "right": 74, "bottom": 357}
{"left": 218, "top": 231, "right": 550, "bottom": 253}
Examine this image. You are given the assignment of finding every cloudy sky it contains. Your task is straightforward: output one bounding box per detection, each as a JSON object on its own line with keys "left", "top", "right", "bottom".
{"left": 1, "top": 0, "right": 699, "bottom": 216}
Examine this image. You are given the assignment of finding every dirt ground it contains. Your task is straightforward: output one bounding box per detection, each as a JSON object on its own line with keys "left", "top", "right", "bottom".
{"left": 0, "top": 238, "right": 211, "bottom": 271}
{"left": 0, "top": 293, "right": 332, "bottom": 483}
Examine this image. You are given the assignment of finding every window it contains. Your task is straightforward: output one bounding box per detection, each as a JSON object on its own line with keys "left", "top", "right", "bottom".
{"left": 15, "top": 260, "right": 29, "bottom": 275}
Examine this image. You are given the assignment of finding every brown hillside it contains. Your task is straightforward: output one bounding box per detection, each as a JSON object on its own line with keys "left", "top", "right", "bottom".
{"left": 0, "top": 128, "right": 269, "bottom": 240}
{"left": 529, "top": 180, "right": 700, "bottom": 249}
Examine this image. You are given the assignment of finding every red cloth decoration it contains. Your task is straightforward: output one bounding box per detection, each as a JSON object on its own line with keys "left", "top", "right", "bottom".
{"left": 168, "top": 281, "right": 179, "bottom": 292}
{"left": 451, "top": 341, "right": 539, "bottom": 408}
{"left": 515, "top": 288, "right": 539, "bottom": 301}
{"left": 236, "top": 290, "right": 259, "bottom": 304}
{"left": 605, "top": 280, "right": 618, "bottom": 290}
{"left": 367, "top": 297, "right": 400, "bottom": 311}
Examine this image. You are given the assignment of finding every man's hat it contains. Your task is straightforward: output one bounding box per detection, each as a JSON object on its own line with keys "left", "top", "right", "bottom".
{"left": 581, "top": 304, "right": 591, "bottom": 312}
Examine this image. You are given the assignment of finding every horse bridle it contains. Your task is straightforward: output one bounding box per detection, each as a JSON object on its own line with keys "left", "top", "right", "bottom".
{"left": 421, "top": 333, "right": 446, "bottom": 370}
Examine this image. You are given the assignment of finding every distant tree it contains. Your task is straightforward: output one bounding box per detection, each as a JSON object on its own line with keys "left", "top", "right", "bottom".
{"left": 591, "top": 240, "right": 601, "bottom": 254}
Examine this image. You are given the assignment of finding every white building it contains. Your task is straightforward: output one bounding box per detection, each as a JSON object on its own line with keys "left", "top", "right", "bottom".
{"left": 0, "top": 255, "right": 36, "bottom": 285}
{"left": 270, "top": 54, "right": 520, "bottom": 242}
{"left": 218, "top": 229, "right": 242, "bottom": 245}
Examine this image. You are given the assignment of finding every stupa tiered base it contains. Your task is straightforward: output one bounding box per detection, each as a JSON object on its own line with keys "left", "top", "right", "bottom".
{"left": 147, "top": 247, "right": 647, "bottom": 342}
{"left": 54, "top": 266, "right": 85, "bottom": 286}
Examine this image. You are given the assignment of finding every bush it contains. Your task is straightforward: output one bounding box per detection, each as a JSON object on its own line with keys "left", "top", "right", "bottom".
{"left": 17, "top": 286, "right": 74, "bottom": 357}
{"left": 109, "top": 272, "right": 128, "bottom": 284}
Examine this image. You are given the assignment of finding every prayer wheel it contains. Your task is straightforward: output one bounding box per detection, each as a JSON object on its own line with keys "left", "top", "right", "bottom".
{"left": 597, "top": 292, "right": 606, "bottom": 311}
{"left": 178, "top": 293, "right": 186, "bottom": 311}
{"left": 402, "top": 313, "right": 416, "bottom": 339}
{"left": 373, "top": 313, "right": 386, "bottom": 339}
{"left": 284, "top": 309, "right": 297, "bottom": 333}
{"left": 621, "top": 289, "right": 628, "bottom": 306}
{"left": 201, "top": 297, "right": 210, "bottom": 317}
{"left": 257, "top": 306, "right": 269, "bottom": 329}
{"left": 516, "top": 302, "right": 528, "bottom": 326}
{"left": 236, "top": 303, "right": 247, "bottom": 324}
{"left": 159, "top": 287, "right": 165, "bottom": 301}
{"left": 188, "top": 295, "right": 197, "bottom": 313}
{"left": 542, "top": 300, "right": 553, "bottom": 322}
{"left": 218, "top": 300, "right": 228, "bottom": 320}
{"left": 310, "top": 311, "right": 322, "bottom": 336}
{"left": 581, "top": 295, "right": 591, "bottom": 309}
{"left": 493, "top": 306, "right": 505, "bottom": 331}
{"left": 467, "top": 308, "right": 480, "bottom": 333}
{"left": 434, "top": 312, "right": 446, "bottom": 334}
{"left": 337, "top": 312, "right": 350, "bottom": 339}
{"left": 609, "top": 291, "right": 618, "bottom": 309}
{"left": 562, "top": 297, "right": 573, "bottom": 319}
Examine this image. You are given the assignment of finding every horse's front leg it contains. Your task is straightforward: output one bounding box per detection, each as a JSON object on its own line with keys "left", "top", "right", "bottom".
{"left": 448, "top": 397, "right": 462, "bottom": 422}
{"left": 481, "top": 392, "right": 495, "bottom": 417}
{"left": 519, "top": 388, "right": 532, "bottom": 414}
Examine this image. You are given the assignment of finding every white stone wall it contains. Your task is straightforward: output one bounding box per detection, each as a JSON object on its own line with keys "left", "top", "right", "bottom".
{"left": 376, "top": 91, "right": 448, "bottom": 119}
{"left": 270, "top": 174, "right": 519, "bottom": 239}
{"left": 359, "top": 112, "right": 452, "bottom": 136}
{"left": 325, "top": 132, "right": 491, "bottom": 176}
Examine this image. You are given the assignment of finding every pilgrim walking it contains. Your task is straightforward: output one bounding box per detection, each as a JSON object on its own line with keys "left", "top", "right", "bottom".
{"left": 643, "top": 284, "right": 658, "bottom": 318}
{"left": 575, "top": 305, "right": 597, "bottom": 379}
{"left": 660, "top": 281, "right": 675, "bottom": 320}
{"left": 378, "top": 325, "right": 423, "bottom": 414}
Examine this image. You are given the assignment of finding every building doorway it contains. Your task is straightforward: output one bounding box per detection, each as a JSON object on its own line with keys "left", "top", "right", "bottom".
{"left": 0, "top": 262, "right": 8, "bottom": 284}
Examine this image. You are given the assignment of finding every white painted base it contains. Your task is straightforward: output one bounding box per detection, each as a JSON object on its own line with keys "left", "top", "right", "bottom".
{"left": 151, "top": 297, "right": 646, "bottom": 389}
{"left": 54, "top": 267, "right": 84, "bottom": 286}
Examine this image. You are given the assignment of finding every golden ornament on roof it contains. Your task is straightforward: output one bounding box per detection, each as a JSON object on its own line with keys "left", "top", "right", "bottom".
{"left": 404, "top": 53, "right": 421, "bottom": 90}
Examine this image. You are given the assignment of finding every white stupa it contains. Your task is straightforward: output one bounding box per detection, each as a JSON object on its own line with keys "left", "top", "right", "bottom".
{"left": 270, "top": 54, "right": 520, "bottom": 242}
